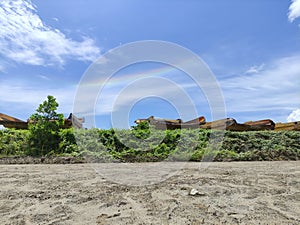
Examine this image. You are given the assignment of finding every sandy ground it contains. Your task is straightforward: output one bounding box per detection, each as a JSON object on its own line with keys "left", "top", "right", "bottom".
{"left": 0, "top": 161, "right": 299, "bottom": 225}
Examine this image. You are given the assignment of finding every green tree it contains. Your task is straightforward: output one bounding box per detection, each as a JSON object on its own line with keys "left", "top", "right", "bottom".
{"left": 27, "top": 95, "right": 64, "bottom": 156}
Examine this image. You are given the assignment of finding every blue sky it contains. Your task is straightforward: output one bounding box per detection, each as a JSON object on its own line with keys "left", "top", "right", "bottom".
{"left": 0, "top": 0, "right": 300, "bottom": 129}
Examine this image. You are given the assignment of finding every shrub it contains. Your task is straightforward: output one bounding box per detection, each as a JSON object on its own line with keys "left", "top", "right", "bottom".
{"left": 27, "top": 95, "right": 64, "bottom": 156}
{"left": 59, "top": 128, "right": 78, "bottom": 154}
{"left": 0, "top": 129, "right": 29, "bottom": 156}
{"left": 1, "top": 119, "right": 300, "bottom": 161}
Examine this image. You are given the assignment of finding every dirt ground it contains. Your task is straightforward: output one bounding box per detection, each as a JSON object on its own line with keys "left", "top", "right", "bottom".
{"left": 0, "top": 161, "right": 299, "bottom": 225}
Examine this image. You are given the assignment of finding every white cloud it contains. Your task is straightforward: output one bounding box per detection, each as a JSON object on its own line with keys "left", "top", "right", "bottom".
{"left": 0, "top": 0, "right": 101, "bottom": 66}
{"left": 287, "top": 109, "right": 300, "bottom": 122}
{"left": 36, "top": 75, "right": 51, "bottom": 81}
{"left": 80, "top": 77, "right": 197, "bottom": 116}
{"left": 220, "top": 54, "right": 300, "bottom": 121}
{"left": 0, "top": 79, "right": 76, "bottom": 119}
{"left": 245, "top": 64, "right": 265, "bottom": 74}
{"left": 77, "top": 54, "right": 300, "bottom": 124}
{"left": 288, "top": 0, "right": 300, "bottom": 22}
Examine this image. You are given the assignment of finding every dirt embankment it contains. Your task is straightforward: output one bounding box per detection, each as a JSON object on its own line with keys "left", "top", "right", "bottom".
{"left": 0, "top": 156, "right": 85, "bottom": 164}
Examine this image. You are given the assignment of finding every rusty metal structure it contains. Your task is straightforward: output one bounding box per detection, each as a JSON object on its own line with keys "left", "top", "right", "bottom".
{"left": 2, "top": 112, "right": 299, "bottom": 131}
{"left": 243, "top": 119, "right": 275, "bottom": 130}
{"left": 195, "top": 118, "right": 274, "bottom": 131}
{"left": 198, "top": 118, "right": 237, "bottom": 130}
{"left": 134, "top": 116, "right": 296, "bottom": 131}
{"left": 274, "top": 121, "right": 300, "bottom": 131}
{"left": 0, "top": 113, "right": 28, "bottom": 129}
{"left": 0, "top": 113, "right": 84, "bottom": 129}
{"left": 135, "top": 116, "right": 206, "bottom": 130}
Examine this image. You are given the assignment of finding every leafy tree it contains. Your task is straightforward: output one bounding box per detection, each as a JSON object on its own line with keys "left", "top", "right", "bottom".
{"left": 27, "top": 95, "right": 64, "bottom": 156}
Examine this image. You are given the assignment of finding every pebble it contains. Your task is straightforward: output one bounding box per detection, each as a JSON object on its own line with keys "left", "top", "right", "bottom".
{"left": 189, "top": 188, "right": 206, "bottom": 196}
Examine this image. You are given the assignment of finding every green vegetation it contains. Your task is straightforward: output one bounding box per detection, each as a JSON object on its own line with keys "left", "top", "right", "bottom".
{"left": 0, "top": 125, "right": 299, "bottom": 162}
{"left": 0, "top": 129, "right": 29, "bottom": 157}
{"left": 0, "top": 96, "right": 299, "bottom": 162}
{"left": 27, "top": 95, "right": 64, "bottom": 156}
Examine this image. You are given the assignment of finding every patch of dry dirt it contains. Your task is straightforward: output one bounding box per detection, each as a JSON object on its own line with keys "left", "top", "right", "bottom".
{"left": 0, "top": 161, "right": 299, "bottom": 224}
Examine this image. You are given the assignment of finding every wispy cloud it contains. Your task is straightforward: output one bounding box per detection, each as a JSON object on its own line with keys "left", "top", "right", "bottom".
{"left": 245, "top": 64, "right": 265, "bottom": 74}
{"left": 220, "top": 54, "right": 300, "bottom": 122}
{"left": 76, "top": 77, "right": 199, "bottom": 116}
{"left": 0, "top": 79, "right": 76, "bottom": 119}
{"left": 287, "top": 108, "right": 300, "bottom": 121}
{"left": 1, "top": 54, "right": 299, "bottom": 124}
{"left": 0, "top": 0, "right": 101, "bottom": 66}
{"left": 76, "top": 53, "right": 300, "bottom": 123}
{"left": 36, "top": 75, "right": 51, "bottom": 81}
{"left": 288, "top": 0, "right": 300, "bottom": 23}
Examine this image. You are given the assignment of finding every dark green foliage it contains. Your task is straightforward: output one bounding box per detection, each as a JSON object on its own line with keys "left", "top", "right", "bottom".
{"left": 0, "top": 129, "right": 29, "bottom": 156}
{"left": 0, "top": 121, "right": 300, "bottom": 161}
{"left": 131, "top": 121, "right": 151, "bottom": 139}
{"left": 72, "top": 128, "right": 114, "bottom": 162}
{"left": 59, "top": 128, "right": 78, "bottom": 154}
{"left": 27, "top": 95, "right": 64, "bottom": 156}
{"left": 221, "top": 131, "right": 300, "bottom": 161}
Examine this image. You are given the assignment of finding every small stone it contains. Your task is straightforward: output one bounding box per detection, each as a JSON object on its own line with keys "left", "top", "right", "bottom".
{"left": 190, "top": 188, "right": 199, "bottom": 195}
{"left": 189, "top": 188, "right": 206, "bottom": 196}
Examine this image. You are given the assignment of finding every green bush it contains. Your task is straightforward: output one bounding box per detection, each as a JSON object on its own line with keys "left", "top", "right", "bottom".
{"left": 59, "top": 128, "right": 78, "bottom": 154}
{"left": 73, "top": 128, "right": 115, "bottom": 162}
{"left": 1, "top": 122, "right": 300, "bottom": 161}
{"left": 0, "top": 129, "right": 29, "bottom": 156}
